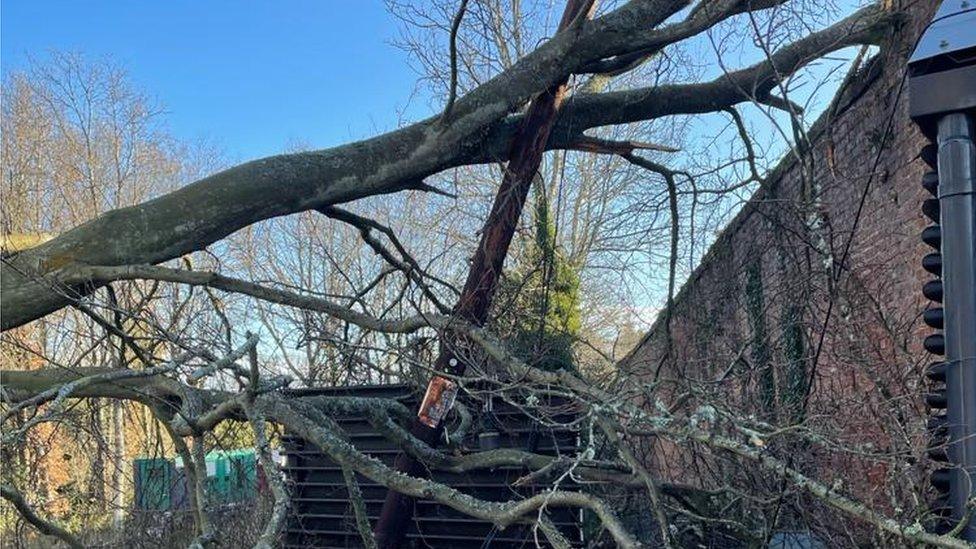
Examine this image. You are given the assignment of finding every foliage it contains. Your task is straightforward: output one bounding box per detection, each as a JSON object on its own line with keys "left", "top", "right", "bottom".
{"left": 500, "top": 175, "right": 582, "bottom": 372}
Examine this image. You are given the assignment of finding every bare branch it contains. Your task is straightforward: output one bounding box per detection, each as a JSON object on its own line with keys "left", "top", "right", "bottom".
{"left": 244, "top": 410, "right": 289, "bottom": 548}
{"left": 440, "top": 0, "right": 470, "bottom": 123}
{"left": 342, "top": 464, "right": 377, "bottom": 549}
{"left": 0, "top": 3, "right": 897, "bottom": 329}
{"left": 0, "top": 483, "right": 84, "bottom": 549}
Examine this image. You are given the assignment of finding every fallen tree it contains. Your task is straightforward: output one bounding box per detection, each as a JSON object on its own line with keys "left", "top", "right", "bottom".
{"left": 1, "top": 1, "right": 896, "bottom": 329}
{"left": 2, "top": 322, "right": 970, "bottom": 548}
{"left": 6, "top": 1, "right": 956, "bottom": 547}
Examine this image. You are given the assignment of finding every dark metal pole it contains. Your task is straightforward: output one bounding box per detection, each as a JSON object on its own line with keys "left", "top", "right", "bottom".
{"left": 937, "top": 112, "right": 976, "bottom": 541}
{"left": 907, "top": 2, "right": 976, "bottom": 536}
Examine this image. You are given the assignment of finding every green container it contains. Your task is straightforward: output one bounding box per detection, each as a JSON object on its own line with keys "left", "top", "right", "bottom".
{"left": 133, "top": 458, "right": 172, "bottom": 510}
{"left": 139, "top": 449, "right": 258, "bottom": 510}
{"left": 199, "top": 449, "right": 257, "bottom": 504}
{"left": 224, "top": 450, "right": 257, "bottom": 502}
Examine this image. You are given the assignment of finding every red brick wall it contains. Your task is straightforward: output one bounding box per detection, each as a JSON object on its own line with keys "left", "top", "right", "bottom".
{"left": 619, "top": 0, "right": 941, "bottom": 535}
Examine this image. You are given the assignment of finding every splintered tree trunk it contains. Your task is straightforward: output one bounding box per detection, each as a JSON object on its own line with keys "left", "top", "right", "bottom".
{"left": 373, "top": 2, "right": 595, "bottom": 547}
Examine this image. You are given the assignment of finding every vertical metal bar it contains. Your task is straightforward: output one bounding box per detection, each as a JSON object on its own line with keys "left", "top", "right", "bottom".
{"left": 937, "top": 111, "right": 976, "bottom": 541}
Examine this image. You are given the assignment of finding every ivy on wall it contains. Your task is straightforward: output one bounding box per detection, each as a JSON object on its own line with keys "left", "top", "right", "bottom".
{"left": 779, "top": 303, "right": 808, "bottom": 422}
{"left": 745, "top": 259, "right": 775, "bottom": 415}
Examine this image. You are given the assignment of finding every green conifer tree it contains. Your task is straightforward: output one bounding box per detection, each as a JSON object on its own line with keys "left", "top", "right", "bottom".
{"left": 508, "top": 174, "right": 581, "bottom": 371}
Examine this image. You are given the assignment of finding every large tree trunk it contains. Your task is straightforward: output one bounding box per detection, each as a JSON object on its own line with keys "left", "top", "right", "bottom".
{"left": 0, "top": 0, "right": 892, "bottom": 330}
{"left": 372, "top": 2, "right": 596, "bottom": 547}
{"left": 0, "top": 0, "right": 683, "bottom": 330}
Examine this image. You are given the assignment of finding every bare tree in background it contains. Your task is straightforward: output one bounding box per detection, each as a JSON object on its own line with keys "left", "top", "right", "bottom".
{"left": 1, "top": 53, "right": 232, "bottom": 543}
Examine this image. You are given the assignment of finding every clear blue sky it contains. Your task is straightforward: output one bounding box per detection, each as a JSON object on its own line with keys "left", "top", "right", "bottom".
{"left": 1, "top": 1, "right": 434, "bottom": 161}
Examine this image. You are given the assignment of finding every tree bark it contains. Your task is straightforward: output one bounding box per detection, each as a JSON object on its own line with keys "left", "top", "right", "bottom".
{"left": 0, "top": 1, "right": 896, "bottom": 331}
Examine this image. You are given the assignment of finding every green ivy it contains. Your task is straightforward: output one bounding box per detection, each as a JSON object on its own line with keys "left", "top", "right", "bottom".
{"left": 779, "top": 303, "right": 808, "bottom": 422}
{"left": 507, "top": 176, "right": 582, "bottom": 372}
{"left": 745, "top": 260, "right": 774, "bottom": 414}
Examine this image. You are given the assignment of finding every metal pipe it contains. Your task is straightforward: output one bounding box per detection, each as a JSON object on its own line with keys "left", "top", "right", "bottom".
{"left": 937, "top": 111, "right": 976, "bottom": 541}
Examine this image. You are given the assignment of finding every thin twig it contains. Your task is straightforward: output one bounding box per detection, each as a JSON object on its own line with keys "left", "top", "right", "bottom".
{"left": 440, "top": 0, "right": 470, "bottom": 122}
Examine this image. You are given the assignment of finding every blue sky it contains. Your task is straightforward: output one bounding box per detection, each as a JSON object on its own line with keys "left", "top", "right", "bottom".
{"left": 1, "top": 1, "right": 434, "bottom": 161}
{"left": 2, "top": 1, "right": 864, "bottom": 164}
{"left": 1, "top": 0, "right": 869, "bottom": 322}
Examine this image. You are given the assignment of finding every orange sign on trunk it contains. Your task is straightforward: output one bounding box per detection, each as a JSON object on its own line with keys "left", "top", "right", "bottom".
{"left": 417, "top": 376, "right": 458, "bottom": 428}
